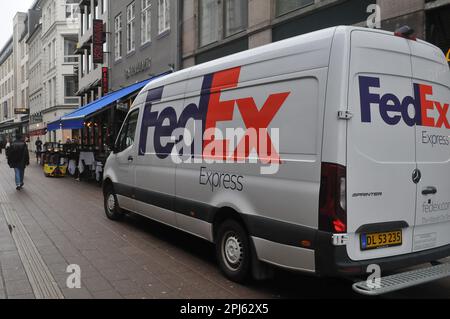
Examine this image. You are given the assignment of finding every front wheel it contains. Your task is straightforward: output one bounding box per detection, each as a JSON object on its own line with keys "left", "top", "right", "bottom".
{"left": 104, "top": 186, "right": 123, "bottom": 221}
{"left": 216, "top": 220, "right": 251, "bottom": 283}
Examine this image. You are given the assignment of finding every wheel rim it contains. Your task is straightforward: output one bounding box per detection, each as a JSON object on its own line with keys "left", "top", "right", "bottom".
{"left": 107, "top": 193, "right": 116, "bottom": 213}
{"left": 222, "top": 231, "right": 243, "bottom": 271}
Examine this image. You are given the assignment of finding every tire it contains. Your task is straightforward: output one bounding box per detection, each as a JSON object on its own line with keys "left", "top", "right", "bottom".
{"left": 104, "top": 185, "right": 123, "bottom": 221}
{"left": 215, "top": 219, "right": 251, "bottom": 283}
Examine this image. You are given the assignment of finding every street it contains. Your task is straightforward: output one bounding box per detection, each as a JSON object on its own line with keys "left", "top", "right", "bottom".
{"left": 0, "top": 154, "right": 449, "bottom": 299}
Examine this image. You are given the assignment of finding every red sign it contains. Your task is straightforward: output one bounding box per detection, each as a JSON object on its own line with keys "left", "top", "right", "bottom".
{"left": 102, "top": 67, "right": 109, "bottom": 95}
{"left": 29, "top": 129, "right": 47, "bottom": 137}
{"left": 93, "top": 20, "right": 104, "bottom": 64}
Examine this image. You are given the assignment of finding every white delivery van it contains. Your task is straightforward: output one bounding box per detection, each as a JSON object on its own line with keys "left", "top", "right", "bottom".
{"left": 103, "top": 26, "right": 450, "bottom": 295}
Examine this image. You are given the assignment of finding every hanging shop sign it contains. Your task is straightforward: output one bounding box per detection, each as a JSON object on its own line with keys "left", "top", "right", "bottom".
{"left": 93, "top": 20, "right": 104, "bottom": 64}
{"left": 15, "top": 108, "right": 30, "bottom": 115}
{"left": 30, "top": 113, "right": 43, "bottom": 124}
{"left": 102, "top": 67, "right": 109, "bottom": 95}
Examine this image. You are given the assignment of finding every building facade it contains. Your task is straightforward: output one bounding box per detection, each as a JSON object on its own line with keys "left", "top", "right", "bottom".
{"left": 76, "top": 0, "right": 110, "bottom": 106}
{"left": 181, "top": 0, "right": 450, "bottom": 68}
{"left": 0, "top": 39, "right": 15, "bottom": 140}
{"left": 27, "top": 3, "right": 45, "bottom": 150}
{"left": 40, "top": 0, "right": 80, "bottom": 143}
{"left": 12, "top": 12, "right": 30, "bottom": 136}
{"left": 109, "top": 0, "right": 179, "bottom": 92}
{"left": 379, "top": 0, "right": 450, "bottom": 58}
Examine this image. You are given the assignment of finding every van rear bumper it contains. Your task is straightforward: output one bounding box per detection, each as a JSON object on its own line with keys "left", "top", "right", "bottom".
{"left": 315, "top": 231, "right": 450, "bottom": 277}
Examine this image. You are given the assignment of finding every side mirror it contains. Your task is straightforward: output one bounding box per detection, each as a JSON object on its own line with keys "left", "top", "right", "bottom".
{"left": 109, "top": 143, "right": 118, "bottom": 154}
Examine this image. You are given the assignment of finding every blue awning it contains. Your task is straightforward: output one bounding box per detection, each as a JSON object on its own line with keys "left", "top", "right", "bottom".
{"left": 47, "top": 74, "right": 167, "bottom": 132}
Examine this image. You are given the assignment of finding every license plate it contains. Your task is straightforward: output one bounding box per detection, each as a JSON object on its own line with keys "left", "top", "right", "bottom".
{"left": 360, "top": 230, "right": 402, "bottom": 251}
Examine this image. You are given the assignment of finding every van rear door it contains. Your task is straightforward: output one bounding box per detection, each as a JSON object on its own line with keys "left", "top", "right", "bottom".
{"left": 409, "top": 40, "right": 450, "bottom": 252}
{"left": 346, "top": 30, "right": 417, "bottom": 261}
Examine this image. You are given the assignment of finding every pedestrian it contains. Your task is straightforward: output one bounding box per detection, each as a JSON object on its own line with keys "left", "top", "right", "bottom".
{"left": 0, "top": 139, "right": 4, "bottom": 155}
{"left": 6, "top": 133, "right": 30, "bottom": 191}
{"left": 35, "top": 137, "right": 43, "bottom": 164}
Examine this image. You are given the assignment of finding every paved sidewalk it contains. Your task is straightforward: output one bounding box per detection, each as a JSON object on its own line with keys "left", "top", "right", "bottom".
{"left": 0, "top": 152, "right": 449, "bottom": 299}
{"left": 0, "top": 153, "right": 273, "bottom": 299}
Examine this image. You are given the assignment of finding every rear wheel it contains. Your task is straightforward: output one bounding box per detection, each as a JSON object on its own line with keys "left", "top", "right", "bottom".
{"left": 216, "top": 219, "right": 251, "bottom": 283}
{"left": 104, "top": 186, "right": 123, "bottom": 220}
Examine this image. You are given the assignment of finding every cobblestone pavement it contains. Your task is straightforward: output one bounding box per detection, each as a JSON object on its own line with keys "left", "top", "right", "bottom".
{"left": 0, "top": 153, "right": 448, "bottom": 299}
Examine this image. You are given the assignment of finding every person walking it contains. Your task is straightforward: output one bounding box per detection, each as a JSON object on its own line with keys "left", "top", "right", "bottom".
{"left": 35, "top": 137, "right": 43, "bottom": 164}
{"left": 6, "top": 134, "right": 30, "bottom": 191}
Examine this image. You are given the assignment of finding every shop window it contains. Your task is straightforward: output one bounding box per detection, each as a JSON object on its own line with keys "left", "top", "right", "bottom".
{"left": 276, "top": 0, "right": 314, "bottom": 17}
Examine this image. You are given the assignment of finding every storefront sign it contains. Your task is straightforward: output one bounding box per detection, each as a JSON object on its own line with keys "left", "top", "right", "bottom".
{"left": 15, "top": 108, "right": 29, "bottom": 115}
{"left": 93, "top": 20, "right": 104, "bottom": 64}
{"left": 124, "top": 58, "right": 151, "bottom": 79}
{"left": 29, "top": 128, "right": 47, "bottom": 137}
{"left": 102, "top": 67, "right": 109, "bottom": 95}
{"left": 30, "top": 113, "right": 43, "bottom": 124}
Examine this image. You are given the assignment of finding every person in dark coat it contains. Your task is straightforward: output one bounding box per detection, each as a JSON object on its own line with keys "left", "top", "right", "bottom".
{"left": 6, "top": 134, "right": 30, "bottom": 190}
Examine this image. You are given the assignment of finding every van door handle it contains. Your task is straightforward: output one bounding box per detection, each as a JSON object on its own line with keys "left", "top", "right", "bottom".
{"left": 128, "top": 156, "right": 134, "bottom": 162}
{"left": 422, "top": 187, "right": 437, "bottom": 195}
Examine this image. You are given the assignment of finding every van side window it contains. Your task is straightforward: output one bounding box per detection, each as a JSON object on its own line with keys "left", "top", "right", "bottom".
{"left": 116, "top": 109, "right": 140, "bottom": 152}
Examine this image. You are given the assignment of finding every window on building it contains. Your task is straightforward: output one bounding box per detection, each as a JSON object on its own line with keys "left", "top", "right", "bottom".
{"left": 21, "top": 90, "right": 25, "bottom": 108}
{"left": 64, "top": 76, "right": 78, "bottom": 103}
{"left": 199, "top": 0, "right": 219, "bottom": 47}
{"left": 87, "top": 50, "right": 92, "bottom": 73}
{"left": 224, "top": 0, "right": 248, "bottom": 37}
{"left": 87, "top": 5, "right": 92, "bottom": 30}
{"left": 275, "top": 0, "right": 314, "bottom": 17}
{"left": 21, "top": 66, "right": 25, "bottom": 83}
{"left": 158, "top": 0, "right": 170, "bottom": 34}
{"left": 53, "top": 78, "right": 57, "bottom": 106}
{"left": 114, "top": 14, "right": 123, "bottom": 60}
{"left": 94, "top": 0, "right": 99, "bottom": 19}
{"left": 48, "top": 80, "right": 52, "bottom": 107}
{"left": 64, "top": 38, "right": 78, "bottom": 63}
{"left": 53, "top": 39, "right": 57, "bottom": 67}
{"left": 127, "top": 2, "right": 136, "bottom": 53}
{"left": 47, "top": 43, "right": 52, "bottom": 69}
{"left": 3, "top": 101, "right": 8, "bottom": 119}
{"left": 80, "top": 7, "right": 84, "bottom": 35}
{"left": 101, "top": 0, "right": 107, "bottom": 14}
{"left": 80, "top": 52, "right": 85, "bottom": 76}
{"left": 141, "top": 0, "right": 152, "bottom": 45}
{"left": 65, "top": 0, "right": 79, "bottom": 20}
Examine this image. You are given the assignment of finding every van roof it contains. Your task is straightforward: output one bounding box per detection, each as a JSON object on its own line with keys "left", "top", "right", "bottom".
{"left": 136, "top": 26, "right": 447, "bottom": 101}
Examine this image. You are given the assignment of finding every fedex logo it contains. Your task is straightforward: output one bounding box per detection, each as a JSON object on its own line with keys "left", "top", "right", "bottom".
{"left": 359, "top": 76, "right": 450, "bottom": 129}
{"left": 139, "top": 67, "right": 290, "bottom": 173}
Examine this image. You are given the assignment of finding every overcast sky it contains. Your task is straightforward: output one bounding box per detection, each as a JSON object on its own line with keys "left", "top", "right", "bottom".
{"left": 0, "top": 0, "right": 35, "bottom": 51}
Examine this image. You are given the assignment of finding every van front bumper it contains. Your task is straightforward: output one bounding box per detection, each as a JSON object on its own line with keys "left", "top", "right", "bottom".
{"left": 315, "top": 231, "right": 450, "bottom": 277}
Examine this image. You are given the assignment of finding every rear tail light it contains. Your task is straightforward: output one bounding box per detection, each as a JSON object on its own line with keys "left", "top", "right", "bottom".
{"left": 319, "top": 163, "right": 347, "bottom": 233}
{"left": 394, "top": 26, "right": 417, "bottom": 41}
